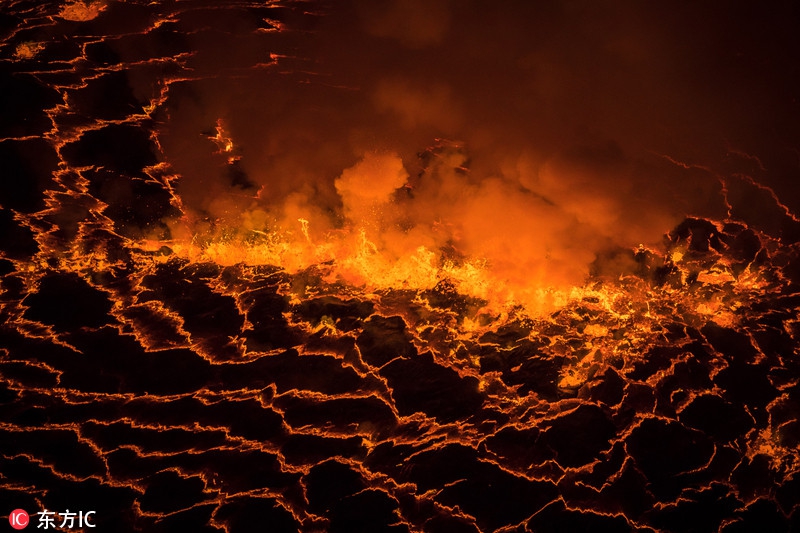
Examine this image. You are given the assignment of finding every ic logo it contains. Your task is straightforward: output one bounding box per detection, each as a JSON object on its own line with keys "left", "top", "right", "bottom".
{"left": 9, "top": 509, "right": 29, "bottom": 530}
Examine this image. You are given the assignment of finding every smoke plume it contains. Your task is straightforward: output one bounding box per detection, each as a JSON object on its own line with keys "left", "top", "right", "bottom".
{"left": 146, "top": 0, "right": 800, "bottom": 300}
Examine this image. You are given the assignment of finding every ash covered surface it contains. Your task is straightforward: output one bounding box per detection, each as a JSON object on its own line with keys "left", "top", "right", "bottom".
{"left": 2, "top": 1, "right": 800, "bottom": 532}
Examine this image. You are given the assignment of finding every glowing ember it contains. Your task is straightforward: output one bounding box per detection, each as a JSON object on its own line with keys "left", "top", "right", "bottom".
{"left": 58, "top": 1, "right": 106, "bottom": 21}
{"left": 14, "top": 42, "right": 44, "bottom": 59}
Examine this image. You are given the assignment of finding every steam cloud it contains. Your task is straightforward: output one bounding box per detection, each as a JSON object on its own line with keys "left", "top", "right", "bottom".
{"left": 148, "top": 0, "right": 800, "bottom": 291}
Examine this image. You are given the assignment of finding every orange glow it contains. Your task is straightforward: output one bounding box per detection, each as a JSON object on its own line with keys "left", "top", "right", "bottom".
{"left": 4, "top": 3, "right": 799, "bottom": 530}
{"left": 150, "top": 146, "right": 780, "bottom": 323}
{"left": 58, "top": 1, "right": 106, "bottom": 21}
{"left": 210, "top": 119, "right": 239, "bottom": 165}
{"left": 14, "top": 42, "right": 45, "bottom": 60}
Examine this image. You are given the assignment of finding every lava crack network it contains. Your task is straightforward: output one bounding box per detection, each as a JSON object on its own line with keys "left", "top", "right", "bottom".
{"left": 1, "top": 1, "right": 800, "bottom": 532}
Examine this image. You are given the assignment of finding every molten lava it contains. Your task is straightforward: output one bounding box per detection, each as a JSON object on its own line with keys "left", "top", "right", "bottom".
{"left": 2, "top": 1, "right": 800, "bottom": 532}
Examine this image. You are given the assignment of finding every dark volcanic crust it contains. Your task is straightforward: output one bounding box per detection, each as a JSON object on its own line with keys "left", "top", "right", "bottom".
{"left": 1, "top": 2, "right": 800, "bottom": 532}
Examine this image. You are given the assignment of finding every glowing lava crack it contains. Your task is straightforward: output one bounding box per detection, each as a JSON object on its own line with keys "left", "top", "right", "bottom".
{"left": 2, "top": 1, "right": 800, "bottom": 532}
